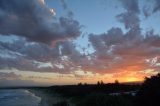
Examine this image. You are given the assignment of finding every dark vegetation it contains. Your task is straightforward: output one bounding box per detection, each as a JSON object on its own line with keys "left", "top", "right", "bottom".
{"left": 53, "top": 101, "right": 69, "bottom": 106}
{"left": 75, "top": 93, "right": 134, "bottom": 106}
{"left": 49, "top": 81, "right": 140, "bottom": 106}
{"left": 135, "top": 73, "right": 160, "bottom": 106}
{"left": 51, "top": 82, "right": 140, "bottom": 97}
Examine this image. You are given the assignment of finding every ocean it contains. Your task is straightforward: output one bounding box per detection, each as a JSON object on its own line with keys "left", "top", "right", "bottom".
{"left": 0, "top": 89, "right": 41, "bottom": 106}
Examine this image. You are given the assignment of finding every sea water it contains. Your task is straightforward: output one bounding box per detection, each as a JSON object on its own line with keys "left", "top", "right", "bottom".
{"left": 0, "top": 89, "right": 41, "bottom": 106}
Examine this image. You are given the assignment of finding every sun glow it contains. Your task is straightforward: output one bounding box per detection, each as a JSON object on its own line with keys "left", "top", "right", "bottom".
{"left": 126, "top": 77, "right": 140, "bottom": 82}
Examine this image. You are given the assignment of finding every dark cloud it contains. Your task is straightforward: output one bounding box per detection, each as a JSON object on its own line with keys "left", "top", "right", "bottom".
{"left": 117, "top": 0, "right": 140, "bottom": 29}
{"left": 120, "top": 0, "right": 139, "bottom": 13}
{"left": 142, "top": 0, "right": 160, "bottom": 18}
{"left": 88, "top": 28, "right": 160, "bottom": 74}
{"left": 0, "top": 0, "right": 81, "bottom": 44}
{"left": 142, "top": 5, "right": 151, "bottom": 18}
{"left": 0, "top": 38, "right": 86, "bottom": 73}
{"left": 153, "top": 0, "right": 160, "bottom": 13}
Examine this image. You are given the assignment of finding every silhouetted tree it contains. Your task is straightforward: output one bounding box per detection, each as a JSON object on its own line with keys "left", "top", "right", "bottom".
{"left": 115, "top": 80, "right": 119, "bottom": 85}
{"left": 78, "top": 82, "right": 82, "bottom": 86}
{"left": 100, "top": 80, "right": 104, "bottom": 85}
{"left": 136, "top": 73, "right": 160, "bottom": 106}
{"left": 97, "top": 81, "right": 100, "bottom": 86}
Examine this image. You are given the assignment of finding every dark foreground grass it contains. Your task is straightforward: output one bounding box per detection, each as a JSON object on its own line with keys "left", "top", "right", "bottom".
{"left": 71, "top": 93, "right": 134, "bottom": 106}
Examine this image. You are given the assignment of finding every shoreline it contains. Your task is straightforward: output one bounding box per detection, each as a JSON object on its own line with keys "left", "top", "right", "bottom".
{"left": 28, "top": 89, "right": 63, "bottom": 106}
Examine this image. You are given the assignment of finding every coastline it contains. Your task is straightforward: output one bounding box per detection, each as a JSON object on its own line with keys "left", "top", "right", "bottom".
{"left": 29, "top": 89, "right": 63, "bottom": 106}
{"left": 28, "top": 88, "right": 76, "bottom": 106}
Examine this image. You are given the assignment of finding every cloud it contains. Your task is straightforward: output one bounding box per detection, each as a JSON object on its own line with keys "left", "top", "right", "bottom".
{"left": 59, "top": 0, "right": 74, "bottom": 17}
{"left": 142, "top": 5, "right": 151, "bottom": 18}
{"left": 59, "top": 0, "right": 68, "bottom": 10}
{"left": 0, "top": 72, "right": 39, "bottom": 87}
{"left": 0, "top": 78, "right": 42, "bottom": 87}
{"left": 120, "top": 0, "right": 139, "bottom": 13}
{"left": 0, "top": 38, "right": 85, "bottom": 73}
{"left": 142, "top": 0, "right": 160, "bottom": 18}
{"left": 86, "top": 0, "right": 160, "bottom": 74}
{"left": 0, "top": 0, "right": 81, "bottom": 44}
{"left": 0, "top": 0, "right": 160, "bottom": 83}
{"left": 0, "top": 71, "right": 53, "bottom": 87}
{"left": 153, "top": 0, "right": 160, "bottom": 13}
{"left": 117, "top": 0, "right": 140, "bottom": 29}
{"left": 88, "top": 27, "right": 160, "bottom": 74}
{"left": 0, "top": 72, "right": 21, "bottom": 79}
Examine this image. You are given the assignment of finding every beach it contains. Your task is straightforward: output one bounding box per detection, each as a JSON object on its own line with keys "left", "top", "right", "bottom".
{"left": 29, "top": 88, "right": 70, "bottom": 106}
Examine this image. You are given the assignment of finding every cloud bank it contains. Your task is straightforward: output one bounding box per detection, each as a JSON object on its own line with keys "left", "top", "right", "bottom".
{"left": 0, "top": 0, "right": 81, "bottom": 44}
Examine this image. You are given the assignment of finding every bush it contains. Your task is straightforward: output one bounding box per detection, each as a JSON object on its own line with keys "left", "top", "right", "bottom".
{"left": 136, "top": 73, "right": 160, "bottom": 106}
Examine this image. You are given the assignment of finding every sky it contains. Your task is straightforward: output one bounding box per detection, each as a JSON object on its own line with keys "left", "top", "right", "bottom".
{"left": 0, "top": 0, "right": 160, "bottom": 87}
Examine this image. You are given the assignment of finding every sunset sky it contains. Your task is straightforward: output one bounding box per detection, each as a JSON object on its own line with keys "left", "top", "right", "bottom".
{"left": 0, "top": 0, "right": 160, "bottom": 87}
